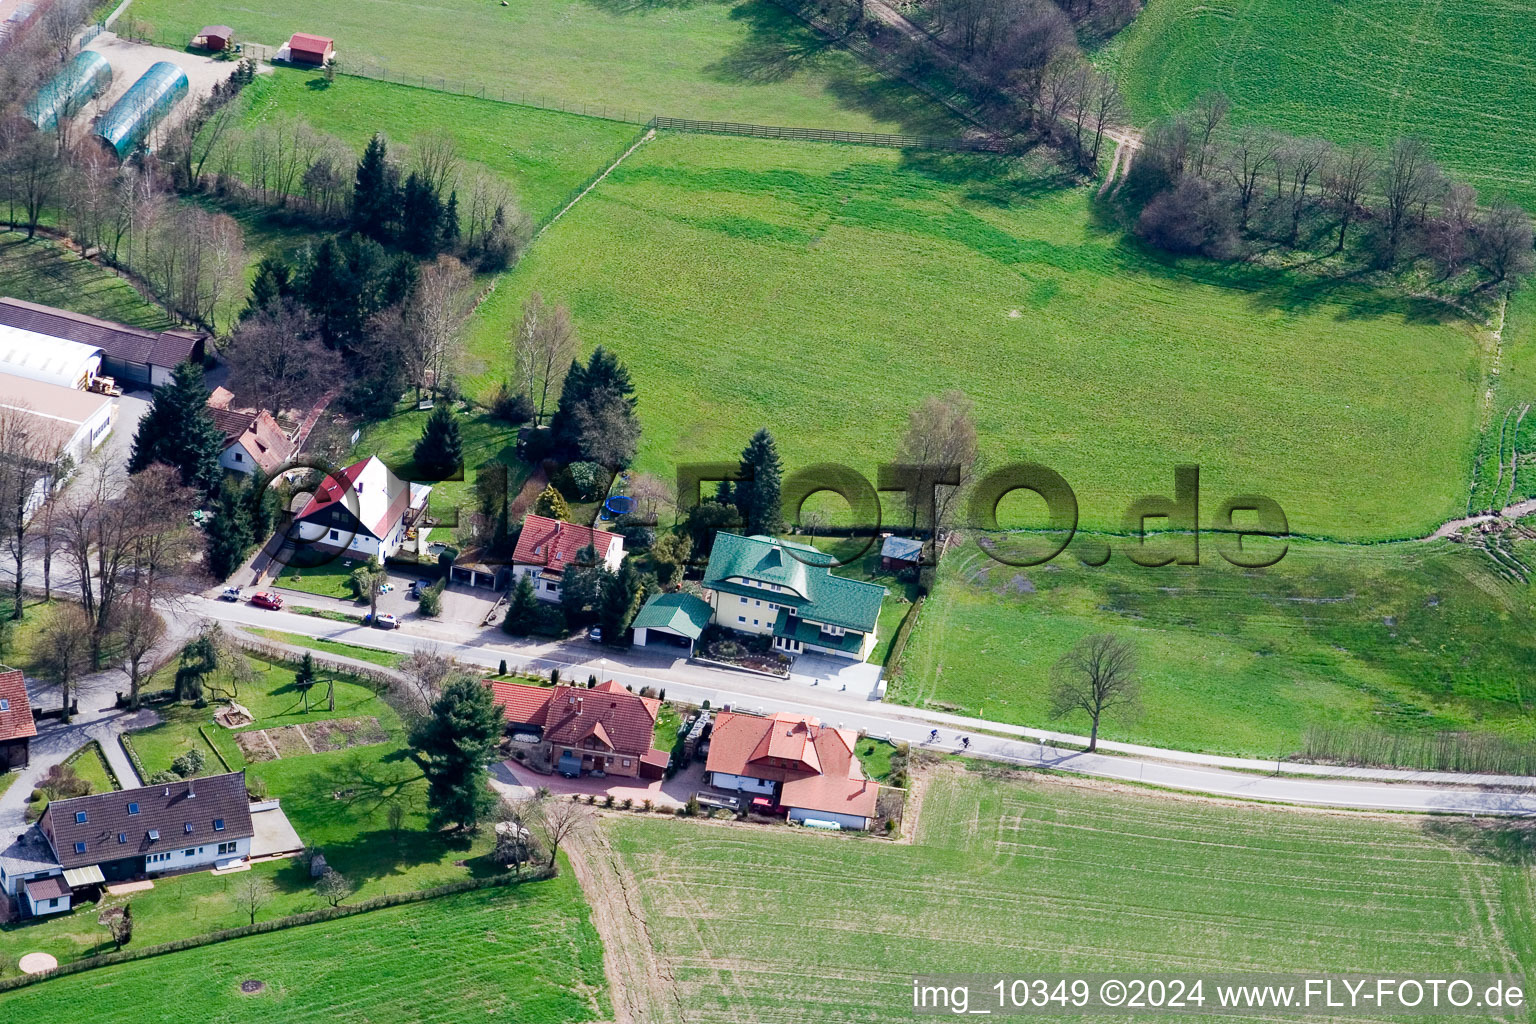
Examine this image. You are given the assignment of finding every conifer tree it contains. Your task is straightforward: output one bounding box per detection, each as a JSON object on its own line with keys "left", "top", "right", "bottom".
{"left": 128, "top": 361, "right": 225, "bottom": 500}
{"left": 414, "top": 404, "right": 463, "bottom": 478}
{"left": 736, "top": 428, "right": 784, "bottom": 535}
{"left": 532, "top": 483, "right": 570, "bottom": 521}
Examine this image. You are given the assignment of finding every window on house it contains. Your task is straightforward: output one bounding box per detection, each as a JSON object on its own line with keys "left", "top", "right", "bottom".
{"left": 755, "top": 600, "right": 761, "bottom": 606}
{"left": 127, "top": 802, "right": 139, "bottom": 815}
{"left": 75, "top": 811, "right": 87, "bottom": 824}
{"left": 147, "top": 829, "right": 159, "bottom": 841}
{"left": 184, "top": 823, "right": 194, "bottom": 834}
{"left": 74, "top": 842, "right": 86, "bottom": 854}
{"left": 740, "top": 596, "right": 747, "bottom": 604}
{"left": 118, "top": 833, "right": 127, "bottom": 844}
{"left": 217, "top": 841, "right": 236, "bottom": 855}
{"left": 46, "top": 898, "right": 56, "bottom": 908}
{"left": 738, "top": 616, "right": 745, "bottom": 623}
{"left": 234, "top": 451, "right": 244, "bottom": 462}
{"left": 183, "top": 849, "right": 195, "bottom": 857}
{"left": 0, "top": 698, "right": 7, "bottom": 711}
{"left": 214, "top": 819, "right": 225, "bottom": 831}
{"left": 329, "top": 529, "right": 340, "bottom": 540}
{"left": 622, "top": 759, "right": 631, "bottom": 767}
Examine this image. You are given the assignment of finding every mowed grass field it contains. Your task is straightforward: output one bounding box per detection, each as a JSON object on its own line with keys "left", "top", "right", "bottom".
{"left": 0, "top": 232, "right": 172, "bottom": 329}
{"left": 1112, "top": 0, "right": 1536, "bottom": 207}
{"left": 468, "top": 132, "right": 1488, "bottom": 540}
{"left": 603, "top": 769, "right": 1535, "bottom": 1022}
{"left": 895, "top": 538, "right": 1536, "bottom": 757}
{"left": 127, "top": 0, "right": 953, "bottom": 133}
{"left": 226, "top": 69, "right": 644, "bottom": 219}
{"left": 0, "top": 873, "right": 610, "bottom": 1024}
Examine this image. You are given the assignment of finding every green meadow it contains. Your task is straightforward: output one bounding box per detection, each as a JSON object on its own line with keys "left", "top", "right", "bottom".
{"left": 468, "top": 131, "right": 1489, "bottom": 541}
{"left": 893, "top": 535, "right": 1536, "bottom": 758}
{"left": 127, "top": 0, "right": 951, "bottom": 133}
{"left": 1113, "top": 0, "right": 1536, "bottom": 207}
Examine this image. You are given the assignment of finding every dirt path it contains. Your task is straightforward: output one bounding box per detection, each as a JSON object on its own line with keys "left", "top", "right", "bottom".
{"left": 565, "top": 826, "right": 686, "bottom": 1024}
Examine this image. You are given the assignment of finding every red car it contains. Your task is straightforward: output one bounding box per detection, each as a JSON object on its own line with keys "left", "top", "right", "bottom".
{"left": 250, "top": 592, "right": 284, "bottom": 610}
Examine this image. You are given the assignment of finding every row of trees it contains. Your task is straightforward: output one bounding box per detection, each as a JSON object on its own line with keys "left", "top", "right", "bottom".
{"left": 1130, "top": 94, "right": 1536, "bottom": 290}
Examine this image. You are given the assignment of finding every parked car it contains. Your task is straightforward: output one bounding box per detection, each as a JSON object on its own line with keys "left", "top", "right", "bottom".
{"left": 406, "top": 580, "right": 422, "bottom": 599}
{"left": 587, "top": 626, "right": 603, "bottom": 643}
{"left": 373, "top": 613, "right": 400, "bottom": 630}
{"left": 250, "top": 592, "right": 283, "bottom": 610}
{"left": 219, "top": 586, "right": 242, "bottom": 602}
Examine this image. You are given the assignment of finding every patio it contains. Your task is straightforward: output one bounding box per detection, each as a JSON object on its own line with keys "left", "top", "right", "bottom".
{"left": 494, "top": 758, "right": 708, "bottom": 810}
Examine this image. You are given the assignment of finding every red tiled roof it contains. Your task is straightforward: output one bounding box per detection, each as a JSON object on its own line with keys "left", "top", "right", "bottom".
{"left": 706, "top": 711, "right": 876, "bottom": 820}
{"left": 209, "top": 406, "right": 295, "bottom": 475}
{"left": 512, "top": 514, "right": 623, "bottom": 578}
{"left": 0, "top": 670, "right": 36, "bottom": 743}
{"left": 490, "top": 680, "right": 554, "bottom": 727}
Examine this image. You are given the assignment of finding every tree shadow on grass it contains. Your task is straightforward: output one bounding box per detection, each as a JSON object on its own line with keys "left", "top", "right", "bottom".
{"left": 1421, "top": 817, "right": 1536, "bottom": 865}
{"left": 583, "top": 0, "right": 732, "bottom": 12}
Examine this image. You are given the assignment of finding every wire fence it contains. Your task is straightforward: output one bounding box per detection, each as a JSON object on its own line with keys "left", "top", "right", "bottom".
{"left": 338, "top": 61, "right": 653, "bottom": 125}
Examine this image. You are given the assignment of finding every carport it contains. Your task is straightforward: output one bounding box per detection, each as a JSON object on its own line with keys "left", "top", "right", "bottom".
{"left": 631, "top": 592, "right": 712, "bottom": 654}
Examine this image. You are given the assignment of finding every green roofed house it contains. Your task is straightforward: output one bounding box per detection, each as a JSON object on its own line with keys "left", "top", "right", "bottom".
{"left": 632, "top": 592, "right": 713, "bottom": 655}
{"left": 702, "top": 533, "right": 886, "bottom": 662}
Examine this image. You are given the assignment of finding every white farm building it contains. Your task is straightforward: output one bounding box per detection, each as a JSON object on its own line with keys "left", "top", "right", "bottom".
{"left": 0, "top": 323, "right": 103, "bottom": 389}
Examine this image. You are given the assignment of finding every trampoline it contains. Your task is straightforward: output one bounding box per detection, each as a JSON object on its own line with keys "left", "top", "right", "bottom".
{"left": 600, "top": 494, "right": 634, "bottom": 520}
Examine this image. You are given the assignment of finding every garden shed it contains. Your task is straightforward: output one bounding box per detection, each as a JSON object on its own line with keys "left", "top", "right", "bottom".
{"left": 286, "top": 32, "right": 334, "bottom": 65}
{"left": 193, "top": 25, "right": 234, "bottom": 51}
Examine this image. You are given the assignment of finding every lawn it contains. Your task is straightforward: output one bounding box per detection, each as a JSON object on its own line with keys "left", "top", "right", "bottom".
{"left": 274, "top": 556, "right": 364, "bottom": 601}
{"left": 65, "top": 742, "right": 118, "bottom": 794}
{"left": 601, "top": 768, "right": 1534, "bottom": 1020}
{"left": 653, "top": 702, "right": 682, "bottom": 752}
{"left": 224, "top": 68, "right": 646, "bottom": 219}
{"left": 245, "top": 628, "right": 406, "bottom": 669}
{"left": 853, "top": 736, "right": 899, "bottom": 783}
{"left": 128, "top": 0, "right": 955, "bottom": 134}
{"left": 465, "top": 132, "right": 1489, "bottom": 542}
{"left": 1111, "top": 0, "right": 1536, "bottom": 208}
{"left": 0, "top": 233, "right": 172, "bottom": 330}
{"left": 348, "top": 402, "right": 531, "bottom": 523}
{"left": 892, "top": 535, "right": 1536, "bottom": 760}
{"left": 0, "top": 871, "right": 609, "bottom": 1023}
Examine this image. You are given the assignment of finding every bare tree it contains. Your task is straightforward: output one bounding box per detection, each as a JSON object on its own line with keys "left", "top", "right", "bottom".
{"left": 1472, "top": 203, "right": 1536, "bottom": 290}
{"left": 513, "top": 292, "right": 579, "bottom": 426}
{"left": 36, "top": 603, "right": 92, "bottom": 722}
{"left": 224, "top": 300, "right": 339, "bottom": 415}
{"left": 403, "top": 255, "right": 473, "bottom": 401}
{"left": 1272, "top": 136, "right": 1330, "bottom": 245}
{"left": 11, "top": 130, "right": 60, "bottom": 238}
{"left": 1375, "top": 137, "right": 1445, "bottom": 267}
{"left": 1048, "top": 633, "right": 1139, "bottom": 752}
{"left": 234, "top": 874, "right": 276, "bottom": 925}
{"left": 117, "top": 597, "right": 166, "bottom": 710}
{"left": 1087, "top": 73, "right": 1123, "bottom": 169}
{"left": 400, "top": 645, "right": 457, "bottom": 708}
{"left": 1426, "top": 181, "right": 1477, "bottom": 280}
{"left": 315, "top": 869, "right": 356, "bottom": 907}
{"left": 1190, "top": 90, "right": 1230, "bottom": 177}
{"left": 412, "top": 132, "right": 462, "bottom": 197}
{"left": 895, "top": 390, "right": 980, "bottom": 533}
{"left": 1223, "top": 127, "right": 1279, "bottom": 232}
{"left": 1322, "top": 145, "right": 1375, "bottom": 254}
{"left": 532, "top": 797, "right": 591, "bottom": 868}
{"left": 39, "top": 0, "right": 88, "bottom": 65}
{"left": 0, "top": 401, "right": 62, "bottom": 617}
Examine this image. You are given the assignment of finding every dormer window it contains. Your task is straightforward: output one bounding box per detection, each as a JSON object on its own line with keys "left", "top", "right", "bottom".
{"left": 75, "top": 811, "right": 87, "bottom": 824}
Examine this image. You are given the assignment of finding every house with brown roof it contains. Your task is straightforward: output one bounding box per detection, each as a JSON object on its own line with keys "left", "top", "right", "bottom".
{"left": 0, "top": 297, "right": 204, "bottom": 389}
{"left": 206, "top": 395, "right": 296, "bottom": 476}
{"left": 0, "top": 668, "right": 36, "bottom": 770}
{"left": 704, "top": 711, "right": 877, "bottom": 829}
{"left": 293, "top": 456, "right": 432, "bottom": 560}
{"left": 38, "top": 771, "right": 254, "bottom": 885}
{"left": 491, "top": 679, "right": 670, "bottom": 780}
{"left": 511, "top": 513, "right": 625, "bottom": 603}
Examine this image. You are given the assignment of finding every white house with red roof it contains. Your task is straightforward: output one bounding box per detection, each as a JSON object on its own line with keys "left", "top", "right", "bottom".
{"left": 293, "top": 456, "right": 431, "bottom": 560}
{"left": 511, "top": 513, "right": 625, "bottom": 603}
{"left": 704, "top": 711, "right": 877, "bottom": 829}
{"left": 490, "top": 678, "right": 671, "bottom": 779}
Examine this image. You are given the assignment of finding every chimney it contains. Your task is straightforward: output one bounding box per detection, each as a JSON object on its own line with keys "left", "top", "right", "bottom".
{"left": 575, "top": 696, "right": 583, "bottom": 716}
{"left": 187, "top": 778, "right": 196, "bottom": 799}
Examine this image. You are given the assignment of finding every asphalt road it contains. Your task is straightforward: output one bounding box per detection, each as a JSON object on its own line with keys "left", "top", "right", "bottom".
{"left": 194, "top": 596, "right": 1536, "bottom": 817}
